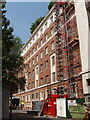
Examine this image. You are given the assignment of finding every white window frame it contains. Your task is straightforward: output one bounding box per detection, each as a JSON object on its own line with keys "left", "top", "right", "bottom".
{"left": 36, "top": 66, "right": 38, "bottom": 75}
{"left": 40, "top": 64, "right": 43, "bottom": 72}
{"left": 32, "top": 58, "right": 34, "bottom": 65}
{"left": 36, "top": 55, "right": 38, "bottom": 62}
{"left": 40, "top": 78, "right": 43, "bottom": 86}
{"left": 32, "top": 93, "right": 34, "bottom": 99}
{"left": 50, "top": 15, "right": 53, "bottom": 24}
{"left": 52, "top": 72, "right": 56, "bottom": 82}
{"left": 45, "top": 22, "right": 47, "bottom": 30}
{"left": 45, "top": 34, "right": 48, "bottom": 41}
{"left": 32, "top": 70, "right": 34, "bottom": 77}
{"left": 28, "top": 94, "right": 30, "bottom": 102}
{"left": 45, "top": 75, "right": 49, "bottom": 84}
{"left": 40, "top": 28, "right": 43, "bottom": 36}
{"left": 45, "top": 60, "right": 48, "bottom": 69}
{"left": 36, "top": 92, "right": 38, "bottom": 99}
{"left": 36, "top": 80, "right": 38, "bottom": 87}
{"left": 36, "top": 44, "right": 38, "bottom": 51}
{"left": 51, "top": 41, "right": 55, "bottom": 50}
{"left": 40, "top": 51, "right": 43, "bottom": 59}
{"left": 40, "top": 39, "right": 43, "bottom": 46}
{"left": 40, "top": 91, "right": 44, "bottom": 100}
{"left": 51, "top": 27, "right": 54, "bottom": 36}
{"left": 45, "top": 47, "right": 48, "bottom": 55}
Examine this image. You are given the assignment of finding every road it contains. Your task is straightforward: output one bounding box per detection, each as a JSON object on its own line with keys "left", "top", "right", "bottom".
{"left": 2, "top": 110, "right": 82, "bottom": 120}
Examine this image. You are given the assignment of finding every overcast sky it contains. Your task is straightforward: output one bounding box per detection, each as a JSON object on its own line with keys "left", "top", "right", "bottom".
{"left": 6, "top": 2, "right": 50, "bottom": 43}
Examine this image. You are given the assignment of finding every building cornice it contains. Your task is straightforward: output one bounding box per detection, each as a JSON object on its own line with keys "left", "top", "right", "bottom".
{"left": 21, "top": 6, "right": 55, "bottom": 52}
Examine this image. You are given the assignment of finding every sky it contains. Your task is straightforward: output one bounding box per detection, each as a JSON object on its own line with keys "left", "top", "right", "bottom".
{"left": 6, "top": 2, "right": 50, "bottom": 43}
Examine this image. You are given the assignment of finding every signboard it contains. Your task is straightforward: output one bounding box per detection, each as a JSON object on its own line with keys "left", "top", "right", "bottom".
{"left": 56, "top": 98, "right": 66, "bottom": 117}
{"left": 68, "top": 100, "right": 76, "bottom": 108}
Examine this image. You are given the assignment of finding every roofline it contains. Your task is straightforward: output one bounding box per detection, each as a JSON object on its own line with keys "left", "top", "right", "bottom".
{"left": 21, "top": 5, "right": 55, "bottom": 52}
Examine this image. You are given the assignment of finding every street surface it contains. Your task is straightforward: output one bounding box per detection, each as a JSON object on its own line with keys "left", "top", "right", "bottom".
{"left": 2, "top": 110, "right": 84, "bottom": 120}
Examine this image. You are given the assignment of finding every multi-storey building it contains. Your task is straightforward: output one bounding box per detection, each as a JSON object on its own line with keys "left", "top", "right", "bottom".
{"left": 14, "top": 0, "right": 90, "bottom": 109}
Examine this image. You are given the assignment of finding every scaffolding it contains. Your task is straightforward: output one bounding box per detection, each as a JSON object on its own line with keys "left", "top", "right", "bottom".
{"left": 54, "top": 1, "right": 83, "bottom": 98}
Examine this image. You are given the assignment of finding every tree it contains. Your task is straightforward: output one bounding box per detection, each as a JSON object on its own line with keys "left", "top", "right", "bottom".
{"left": 48, "top": 1, "right": 55, "bottom": 11}
{"left": 10, "top": 36, "right": 23, "bottom": 55}
{"left": 30, "top": 17, "right": 44, "bottom": 34}
{"left": 2, "top": 2, "right": 25, "bottom": 120}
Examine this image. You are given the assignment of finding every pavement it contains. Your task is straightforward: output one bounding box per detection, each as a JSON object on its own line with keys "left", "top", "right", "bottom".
{"left": 2, "top": 110, "right": 85, "bottom": 120}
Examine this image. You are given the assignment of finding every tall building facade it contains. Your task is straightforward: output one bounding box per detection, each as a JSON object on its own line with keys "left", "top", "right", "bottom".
{"left": 14, "top": 0, "right": 90, "bottom": 109}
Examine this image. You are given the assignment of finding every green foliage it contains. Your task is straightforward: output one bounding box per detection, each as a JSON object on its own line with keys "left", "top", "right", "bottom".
{"left": 2, "top": 3, "right": 25, "bottom": 92}
{"left": 30, "top": 17, "right": 44, "bottom": 34}
{"left": 48, "top": 1, "right": 54, "bottom": 11}
{"left": 10, "top": 36, "right": 23, "bottom": 55}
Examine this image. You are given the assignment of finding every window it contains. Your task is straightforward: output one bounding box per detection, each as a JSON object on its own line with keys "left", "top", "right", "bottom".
{"left": 40, "top": 64, "right": 43, "bottom": 72}
{"left": 28, "top": 53, "right": 30, "bottom": 58}
{"left": 32, "top": 82, "right": 34, "bottom": 88}
{"left": 21, "top": 95, "right": 24, "bottom": 101}
{"left": 26, "top": 64, "right": 29, "bottom": 71}
{"left": 29, "top": 51, "right": 31, "bottom": 57}
{"left": 28, "top": 94, "right": 30, "bottom": 101}
{"left": 33, "top": 38, "right": 35, "bottom": 44}
{"left": 70, "top": 64, "right": 74, "bottom": 76}
{"left": 40, "top": 28, "right": 43, "bottom": 35}
{"left": 45, "top": 89, "right": 49, "bottom": 99}
{"left": 36, "top": 55, "right": 38, "bottom": 62}
{"left": 60, "top": 74, "right": 64, "bottom": 80}
{"left": 59, "top": 52, "right": 62, "bottom": 62}
{"left": 45, "top": 75, "right": 49, "bottom": 84}
{"left": 36, "top": 80, "right": 38, "bottom": 87}
{"left": 52, "top": 72, "right": 55, "bottom": 82}
{"left": 45, "top": 34, "right": 48, "bottom": 41}
{"left": 36, "top": 44, "right": 38, "bottom": 51}
{"left": 45, "top": 60, "right": 48, "bottom": 69}
{"left": 45, "top": 47, "right": 48, "bottom": 55}
{"left": 52, "top": 88, "right": 56, "bottom": 94}
{"left": 27, "top": 45, "right": 29, "bottom": 49}
{"left": 65, "top": 12, "right": 69, "bottom": 21}
{"left": 30, "top": 41, "right": 32, "bottom": 47}
{"left": 36, "top": 67, "right": 38, "bottom": 75}
{"left": 87, "top": 79, "right": 90, "bottom": 86}
{"left": 67, "top": 27, "right": 72, "bottom": 36}
{"left": 32, "top": 48, "right": 35, "bottom": 54}
{"left": 40, "top": 51, "right": 43, "bottom": 59}
{"left": 40, "top": 91, "right": 44, "bottom": 100}
{"left": 52, "top": 56, "right": 55, "bottom": 65}
{"left": 40, "top": 39, "right": 43, "bottom": 46}
{"left": 25, "top": 95, "right": 28, "bottom": 102}
{"left": 51, "top": 41, "right": 54, "bottom": 50}
{"left": 36, "top": 33, "right": 38, "bottom": 39}
{"left": 32, "top": 93, "right": 34, "bottom": 99}
{"left": 40, "top": 78, "right": 43, "bottom": 86}
{"left": 50, "top": 16, "right": 53, "bottom": 24}
{"left": 29, "top": 61, "right": 31, "bottom": 67}
{"left": 26, "top": 54, "right": 28, "bottom": 60}
{"left": 45, "top": 22, "right": 47, "bottom": 29}
{"left": 51, "top": 27, "right": 54, "bottom": 36}
{"left": 32, "top": 58, "right": 34, "bottom": 65}
{"left": 32, "top": 70, "right": 34, "bottom": 77}
{"left": 36, "top": 92, "right": 38, "bottom": 99}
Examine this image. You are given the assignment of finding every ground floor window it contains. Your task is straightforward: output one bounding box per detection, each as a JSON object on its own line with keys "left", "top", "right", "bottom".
{"left": 40, "top": 91, "right": 44, "bottom": 100}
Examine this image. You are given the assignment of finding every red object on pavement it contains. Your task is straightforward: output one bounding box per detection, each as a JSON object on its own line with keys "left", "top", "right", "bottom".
{"left": 63, "top": 94, "right": 68, "bottom": 98}
{"left": 42, "top": 94, "right": 59, "bottom": 117}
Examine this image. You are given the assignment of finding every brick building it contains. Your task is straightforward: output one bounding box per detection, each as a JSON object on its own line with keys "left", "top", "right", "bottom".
{"left": 14, "top": 0, "right": 90, "bottom": 109}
